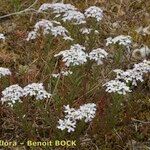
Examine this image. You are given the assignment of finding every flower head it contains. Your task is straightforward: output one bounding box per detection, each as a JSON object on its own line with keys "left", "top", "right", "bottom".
{"left": 26, "top": 31, "right": 37, "bottom": 41}
{"left": 54, "top": 44, "right": 87, "bottom": 67}
{"left": 51, "top": 25, "right": 73, "bottom": 40}
{"left": 38, "top": 3, "right": 77, "bottom": 14}
{"left": 103, "top": 80, "right": 131, "bottom": 95}
{"left": 26, "top": 19, "right": 72, "bottom": 41}
{"left": 57, "top": 118, "right": 76, "bottom": 133}
{"left": 80, "top": 27, "right": 92, "bottom": 34}
{"left": 79, "top": 103, "right": 97, "bottom": 122}
{"left": 0, "top": 33, "right": 5, "bottom": 41}
{"left": 114, "top": 60, "right": 150, "bottom": 86}
{"left": 88, "top": 48, "right": 108, "bottom": 65}
{"left": 104, "top": 60, "right": 150, "bottom": 95}
{"left": 34, "top": 19, "right": 54, "bottom": 34}
{"left": 62, "top": 10, "right": 86, "bottom": 25}
{"left": 0, "top": 67, "right": 11, "bottom": 78}
{"left": 52, "top": 70, "right": 73, "bottom": 78}
{"left": 1, "top": 85, "right": 24, "bottom": 105}
{"left": 106, "top": 35, "right": 132, "bottom": 47}
{"left": 84, "top": 6, "right": 103, "bottom": 21}
{"left": 57, "top": 103, "right": 96, "bottom": 132}
{"left": 23, "top": 83, "right": 51, "bottom": 100}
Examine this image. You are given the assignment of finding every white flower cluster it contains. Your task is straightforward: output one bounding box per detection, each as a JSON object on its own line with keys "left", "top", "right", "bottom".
{"left": 38, "top": 3, "right": 85, "bottom": 25}
{"left": 23, "top": 83, "right": 51, "bottom": 100}
{"left": 38, "top": 3, "right": 103, "bottom": 24}
{"left": 88, "top": 48, "right": 108, "bottom": 65}
{"left": 103, "top": 60, "right": 150, "bottom": 95}
{"left": 0, "top": 67, "right": 11, "bottom": 78}
{"left": 34, "top": 19, "right": 54, "bottom": 34}
{"left": 52, "top": 70, "right": 73, "bottom": 78}
{"left": 26, "top": 19, "right": 72, "bottom": 41}
{"left": 0, "top": 33, "right": 5, "bottom": 41}
{"left": 103, "top": 80, "right": 131, "bottom": 95}
{"left": 26, "top": 31, "right": 37, "bottom": 40}
{"left": 106, "top": 35, "right": 132, "bottom": 46}
{"left": 57, "top": 103, "right": 96, "bottom": 132}
{"left": 80, "top": 27, "right": 92, "bottom": 34}
{"left": 84, "top": 6, "right": 103, "bottom": 21}
{"left": 26, "top": 19, "right": 53, "bottom": 40}
{"left": 114, "top": 60, "right": 150, "bottom": 86}
{"left": 1, "top": 83, "right": 51, "bottom": 106}
{"left": 62, "top": 10, "right": 86, "bottom": 25}
{"left": 54, "top": 44, "right": 87, "bottom": 67}
{"left": 38, "top": 3, "right": 77, "bottom": 14}
{"left": 79, "top": 27, "right": 99, "bottom": 35}
{"left": 58, "top": 5, "right": 103, "bottom": 24}
{"left": 50, "top": 25, "right": 73, "bottom": 40}
{"left": 1, "top": 84, "right": 24, "bottom": 105}
{"left": 115, "top": 69, "right": 143, "bottom": 87}
{"left": 54, "top": 45, "right": 108, "bottom": 67}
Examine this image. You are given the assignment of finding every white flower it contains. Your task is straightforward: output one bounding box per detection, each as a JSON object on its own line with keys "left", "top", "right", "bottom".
{"left": 54, "top": 44, "right": 87, "bottom": 67}
{"left": 0, "top": 33, "right": 5, "bottom": 41}
{"left": 34, "top": 19, "right": 54, "bottom": 35}
{"left": 57, "top": 103, "right": 96, "bottom": 132}
{"left": 51, "top": 26, "right": 72, "bottom": 40}
{"left": 88, "top": 48, "right": 108, "bottom": 65}
{"left": 80, "top": 28, "right": 99, "bottom": 35}
{"left": 0, "top": 67, "right": 11, "bottom": 78}
{"left": 26, "top": 31, "right": 37, "bottom": 41}
{"left": 23, "top": 83, "right": 51, "bottom": 100}
{"left": 114, "top": 60, "right": 150, "bottom": 86}
{"left": 84, "top": 6, "right": 103, "bottom": 21}
{"left": 106, "top": 37, "right": 113, "bottom": 46}
{"left": 62, "top": 10, "right": 86, "bottom": 25}
{"left": 57, "top": 105, "right": 77, "bottom": 132}
{"left": 30, "top": 19, "right": 60, "bottom": 35}
{"left": 103, "top": 80, "right": 131, "bottom": 95}
{"left": 134, "top": 60, "right": 150, "bottom": 73}
{"left": 1, "top": 83, "right": 52, "bottom": 106}
{"left": 52, "top": 70, "right": 73, "bottom": 78}
{"left": 57, "top": 118, "right": 76, "bottom": 133}
{"left": 79, "top": 103, "right": 97, "bottom": 122}
{"left": 106, "top": 35, "right": 132, "bottom": 46}
{"left": 38, "top": 3, "right": 77, "bottom": 14}
{"left": 26, "top": 19, "right": 53, "bottom": 40}
{"left": 26, "top": 19, "right": 72, "bottom": 41}
{"left": 80, "top": 27, "right": 92, "bottom": 34}
{"left": 114, "top": 69, "right": 143, "bottom": 86}
{"left": 52, "top": 73, "right": 60, "bottom": 78}
{"left": 64, "top": 105, "right": 76, "bottom": 116}
{"left": 104, "top": 60, "right": 150, "bottom": 94}
{"left": 63, "top": 36, "right": 73, "bottom": 41}
{"left": 51, "top": 26, "right": 68, "bottom": 37}
{"left": 1, "top": 84, "right": 24, "bottom": 105}
{"left": 61, "top": 70, "right": 73, "bottom": 76}
{"left": 54, "top": 46, "right": 108, "bottom": 67}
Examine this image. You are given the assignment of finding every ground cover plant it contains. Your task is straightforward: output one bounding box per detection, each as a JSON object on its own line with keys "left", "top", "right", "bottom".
{"left": 0, "top": 0, "right": 150, "bottom": 150}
